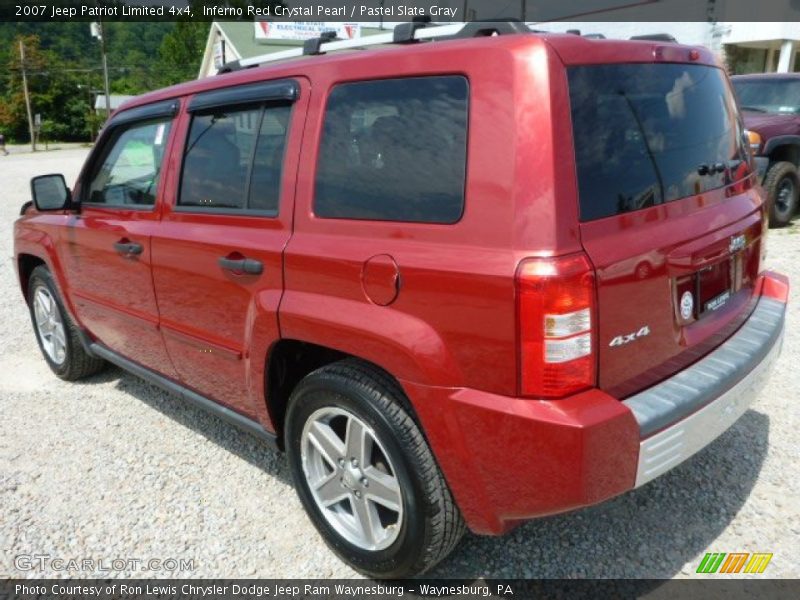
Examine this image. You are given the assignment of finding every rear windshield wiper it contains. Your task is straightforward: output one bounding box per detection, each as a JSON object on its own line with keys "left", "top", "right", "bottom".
{"left": 740, "top": 105, "right": 767, "bottom": 113}
{"left": 698, "top": 159, "right": 744, "bottom": 176}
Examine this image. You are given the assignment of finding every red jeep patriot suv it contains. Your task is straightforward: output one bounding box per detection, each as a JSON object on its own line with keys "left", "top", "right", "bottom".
{"left": 14, "top": 22, "right": 788, "bottom": 577}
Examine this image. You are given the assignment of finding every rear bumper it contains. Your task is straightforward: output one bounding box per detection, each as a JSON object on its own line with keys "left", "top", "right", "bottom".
{"left": 624, "top": 292, "right": 785, "bottom": 487}
{"left": 403, "top": 272, "right": 788, "bottom": 535}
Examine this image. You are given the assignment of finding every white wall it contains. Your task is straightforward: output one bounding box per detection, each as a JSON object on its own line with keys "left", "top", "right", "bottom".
{"left": 722, "top": 22, "right": 800, "bottom": 45}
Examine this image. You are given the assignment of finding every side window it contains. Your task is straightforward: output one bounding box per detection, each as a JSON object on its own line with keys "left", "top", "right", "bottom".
{"left": 179, "top": 103, "right": 291, "bottom": 213}
{"left": 248, "top": 105, "right": 292, "bottom": 213}
{"left": 86, "top": 119, "right": 172, "bottom": 206}
{"left": 314, "top": 76, "right": 469, "bottom": 224}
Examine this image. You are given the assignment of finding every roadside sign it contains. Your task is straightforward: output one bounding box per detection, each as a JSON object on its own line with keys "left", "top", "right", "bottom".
{"left": 254, "top": 21, "right": 361, "bottom": 41}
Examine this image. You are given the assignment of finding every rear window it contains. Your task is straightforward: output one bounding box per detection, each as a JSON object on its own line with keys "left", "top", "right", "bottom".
{"left": 569, "top": 64, "right": 748, "bottom": 221}
{"left": 314, "top": 76, "right": 468, "bottom": 223}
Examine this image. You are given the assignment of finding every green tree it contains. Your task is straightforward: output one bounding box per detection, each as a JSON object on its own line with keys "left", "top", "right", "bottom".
{"left": 0, "top": 21, "right": 217, "bottom": 140}
{"left": 0, "top": 34, "right": 103, "bottom": 143}
{"left": 0, "top": 35, "right": 51, "bottom": 141}
{"left": 155, "top": 21, "right": 210, "bottom": 86}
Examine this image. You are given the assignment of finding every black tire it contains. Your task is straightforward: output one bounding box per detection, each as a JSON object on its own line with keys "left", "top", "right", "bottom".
{"left": 27, "top": 266, "right": 106, "bottom": 381}
{"left": 285, "top": 359, "right": 465, "bottom": 578}
{"left": 764, "top": 161, "right": 799, "bottom": 227}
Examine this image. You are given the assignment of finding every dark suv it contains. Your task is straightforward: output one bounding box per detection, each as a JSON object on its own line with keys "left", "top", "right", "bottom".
{"left": 14, "top": 23, "right": 788, "bottom": 577}
{"left": 732, "top": 73, "right": 800, "bottom": 226}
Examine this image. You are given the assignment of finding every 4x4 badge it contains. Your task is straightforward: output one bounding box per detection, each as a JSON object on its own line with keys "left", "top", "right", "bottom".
{"left": 730, "top": 234, "right": 746, "bottom": 253}
{"left": 609, "top": 326, "right": 651, "bottom": 347}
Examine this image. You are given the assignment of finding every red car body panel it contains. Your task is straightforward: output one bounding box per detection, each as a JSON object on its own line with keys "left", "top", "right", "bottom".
{"left": 279, "top": 38, "right": 584, "bottom": 397}
{"left": 403, "top": 380, "right": 640, "bottom": 534}
{"left": 581, "top": 187, "right": 764, "bottom": 398}
{"left": 13, "top": 33, "right": 787, "bottom": 535}
{"left": 741, "top": 110, "right": 800, "bottom": 139}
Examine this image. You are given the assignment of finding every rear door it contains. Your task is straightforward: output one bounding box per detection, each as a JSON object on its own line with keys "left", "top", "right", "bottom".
{"left": 150, "top": 79, "right": 307, "bottom": 420}
{"left": 568, "top": 62, "right": 765, "bottom": 398}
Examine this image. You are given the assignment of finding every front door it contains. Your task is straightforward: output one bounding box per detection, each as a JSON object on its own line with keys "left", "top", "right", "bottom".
{"left": 151, "top": 79, "right": 307, "bottom": 421}
{"left": 61, "top": 104, "right": 179, "bottom": 378}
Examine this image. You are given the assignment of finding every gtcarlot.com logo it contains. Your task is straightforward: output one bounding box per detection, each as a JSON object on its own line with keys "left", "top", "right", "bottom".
{"left": 696, "top": 552, "right": 773, "bottom": 574}
{"left": 14, "top": 554, "right": 195, "bottom": 573}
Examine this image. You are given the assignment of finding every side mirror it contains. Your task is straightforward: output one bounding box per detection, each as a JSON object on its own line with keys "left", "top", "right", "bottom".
{"left": 31, "top": 174, "right": 71, "bottom": 211}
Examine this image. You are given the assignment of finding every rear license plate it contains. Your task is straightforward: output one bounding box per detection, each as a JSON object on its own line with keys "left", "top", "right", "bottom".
{"left": 697, "top": 260, "right": 732, "bottom": 316}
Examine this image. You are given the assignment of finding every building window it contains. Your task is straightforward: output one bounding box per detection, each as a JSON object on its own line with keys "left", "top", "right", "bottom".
{"left": 725, "top": 45, "right": 768, "bottom": 75}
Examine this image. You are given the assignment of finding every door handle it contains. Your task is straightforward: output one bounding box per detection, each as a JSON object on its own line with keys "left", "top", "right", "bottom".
{"left": 113, "top": 240, "right": 143, "bottom": 256}
{"left": 218, "top": 256, "right": 263, "bottom": 275}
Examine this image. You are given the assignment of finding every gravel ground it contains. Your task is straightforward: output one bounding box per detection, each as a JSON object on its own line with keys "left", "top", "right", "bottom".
{"left": 1, "top": 148, "right": 798, "bottom": 579}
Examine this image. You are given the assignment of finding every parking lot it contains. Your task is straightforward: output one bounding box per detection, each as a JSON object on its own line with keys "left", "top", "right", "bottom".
{"left": 1, "top": 147, "right": 798, "bottom": 578}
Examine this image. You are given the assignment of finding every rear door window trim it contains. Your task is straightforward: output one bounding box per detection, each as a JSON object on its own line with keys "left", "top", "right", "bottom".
{"left": 187, "top": 80, "right": 299, "bottom": 113}
{"left": 175, "top": 80, "right": 299, "bottom": 218}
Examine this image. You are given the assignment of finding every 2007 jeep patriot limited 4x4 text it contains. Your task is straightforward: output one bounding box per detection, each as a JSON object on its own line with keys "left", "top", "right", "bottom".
{"left": 14, "top": 22, "right": 788, "bottom": 578}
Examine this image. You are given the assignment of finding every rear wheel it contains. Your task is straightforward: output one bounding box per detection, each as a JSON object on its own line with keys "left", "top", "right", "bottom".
{"left": 285, "top": 359, "right": 465, "bottom": 578}
{"left": 27, "top": 266, "right": 106, "bottom": 380}
{"left": 764, "top": 161, "right": 799, "bottom": 227}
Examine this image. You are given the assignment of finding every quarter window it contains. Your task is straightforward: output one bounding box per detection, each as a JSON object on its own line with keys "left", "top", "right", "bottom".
{"left": 179, "top": 103, "right": 291, "bottom": 213}
{"left": 86, "top": 119, "right": 172, "bottom": 206}
{"left": 314, "top": 76, "right": 469, "bottom": 223}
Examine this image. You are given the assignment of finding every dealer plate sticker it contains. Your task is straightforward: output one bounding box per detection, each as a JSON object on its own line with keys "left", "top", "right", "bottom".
{"left": 704, "top": 290, "right": 731, "bottom": 312}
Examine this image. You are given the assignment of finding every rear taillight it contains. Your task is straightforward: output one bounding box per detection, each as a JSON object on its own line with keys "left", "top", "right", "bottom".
{"left": 516, "top": 253, "right": 597, "bottom": 399}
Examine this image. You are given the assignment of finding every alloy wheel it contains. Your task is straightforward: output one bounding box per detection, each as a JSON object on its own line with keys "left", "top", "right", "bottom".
{"left": 300, "top": 406, "right": 404, "bottom": 551}
{"left": 32, "top": 286, "right": 67, "bottom": 365}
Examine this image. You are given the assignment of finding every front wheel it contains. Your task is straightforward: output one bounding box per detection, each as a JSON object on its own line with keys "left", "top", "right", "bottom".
{"left": 27, "top": 266, "right": 106, "bottom": 380}
{"left": 285, "top": 359, "right": 465, "bottom": 578}
{"left": 764, "top": 161, "right": 799, "bottom": 227}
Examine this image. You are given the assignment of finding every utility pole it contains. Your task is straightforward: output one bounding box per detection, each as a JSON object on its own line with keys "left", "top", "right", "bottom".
{"left": 99, "top": 19, "right": 111, "bottom": 115}
{"left": 91, "top": 20, "right": 111, "bottom": 115}
{"left": 19, "top": 39, "right": 36, "bottom": 152}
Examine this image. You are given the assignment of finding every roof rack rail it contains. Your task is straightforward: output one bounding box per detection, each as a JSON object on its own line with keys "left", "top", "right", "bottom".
{"left": 393, "top": 20, "right": 432, "bottom": 43}
{"left": 452, "top": 21, "right": 530, "bottom": 38}
{"left": 217, "top": 60, "right": 245, "bottom": 74}
{"left": 217, "top": 21, "right": 531, "bottom": 75}
{"left": 630, "top": 33, "right": 677, "bottom": 42}
{"left": 303, "top": 30, "right": 340, "bottom": 55}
